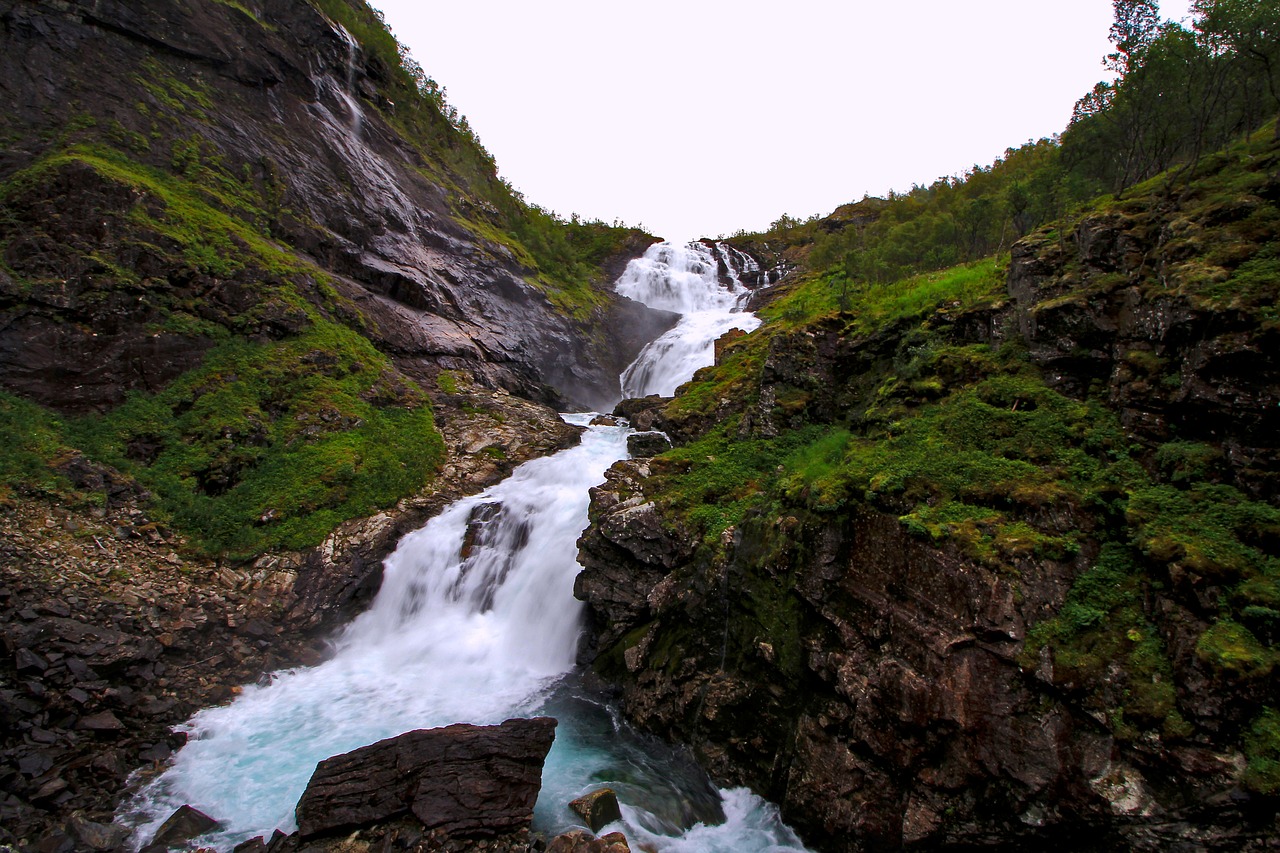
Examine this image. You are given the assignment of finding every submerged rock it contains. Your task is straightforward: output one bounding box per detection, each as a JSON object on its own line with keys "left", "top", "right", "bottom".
{"left": 295, "top": 718, "right": 557, "bottom": 840}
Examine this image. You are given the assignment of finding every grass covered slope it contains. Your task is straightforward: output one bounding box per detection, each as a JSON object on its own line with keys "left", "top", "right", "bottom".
{"left": 0, "top": 145, "right": 444, "bottom": 556}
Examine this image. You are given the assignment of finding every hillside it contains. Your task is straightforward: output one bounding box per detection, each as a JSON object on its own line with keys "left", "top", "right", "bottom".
{"left": 0, "top": 0, "right": 672, "bottom": 559}
{"left": 2, "top": 0, "right": 1278, "bottom": 850}
{"left": 576, "top": 63, "right": 1280, "bottom": 853}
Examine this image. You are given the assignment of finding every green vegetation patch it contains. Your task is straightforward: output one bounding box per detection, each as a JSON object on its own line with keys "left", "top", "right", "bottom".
{"left": 1196, "top": 619, "right": 1276, "bottom": 680}
{"left": 1022, "top": 545, "right": 1187, "bottom": 739}
{"left": 1128, "top": 483, "right": 1280, "bottom": 584}
{"left": 135, "top": 57, "right": 213, "bottom": 121}
{"left": 0, "top": 144, "right": 351, "bottom": 340}
{"left": 1244, "top": 708, "right": 1280, "bottom": 794}
{"left": 0, "top": 392, "right": 78, "bottom": 505}
{"left": 652, "top": 421, "right": 822, "bottom": 543}
{"left": 761, "top": 257, "right": 1006, "bottom": 334}
{"left": 69, "top": 321, "right": 444, "bottom": 557}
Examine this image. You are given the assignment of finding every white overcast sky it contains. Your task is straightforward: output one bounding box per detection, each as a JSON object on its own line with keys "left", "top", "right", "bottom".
{"left": 371, "top": 0, "right": 1194, "bottom": 241}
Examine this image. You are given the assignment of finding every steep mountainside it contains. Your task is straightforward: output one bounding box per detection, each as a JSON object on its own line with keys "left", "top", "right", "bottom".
{"left": 0, "top": 0, "right": 665, "bottom": 843}
{"left": 576, "top": 131, "right": 1280, "bottom": 850}
{"left": 0, "top": 0, "right": 664, "bottom": 416}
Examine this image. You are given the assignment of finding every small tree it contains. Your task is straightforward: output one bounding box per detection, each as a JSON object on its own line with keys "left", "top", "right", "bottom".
{"left": 1193, "top": 0, "right": 1280, "bottom": 137}
{"left": 1108, "top": 0, "right": 1163, "bottom": 74}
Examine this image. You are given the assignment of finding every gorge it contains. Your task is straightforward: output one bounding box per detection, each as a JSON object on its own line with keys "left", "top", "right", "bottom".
{"left": 1, "top": 1, "right": 1278, "bottom": 852}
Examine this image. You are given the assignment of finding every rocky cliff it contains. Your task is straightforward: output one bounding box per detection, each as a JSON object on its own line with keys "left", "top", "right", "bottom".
{"left": 576, "top": 135, "right": 1280, "bottom": 850}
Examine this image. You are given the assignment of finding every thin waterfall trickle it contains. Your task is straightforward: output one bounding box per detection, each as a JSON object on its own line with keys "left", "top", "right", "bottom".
{"left": 118, "top": 241, "right": 806, "bottom": 853}
{"left": 335, "top": 25, "right": 363, "bottom": 134}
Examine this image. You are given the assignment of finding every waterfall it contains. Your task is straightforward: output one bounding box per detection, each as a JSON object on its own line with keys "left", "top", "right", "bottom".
{"left": 618, "top": 241, "right": 761, "bottom": 398}
{"left": 334, "top": 24, "right": 363, "bottom": 134}
{"left": 119, "top": 242, "right": 806, "bottom": 853}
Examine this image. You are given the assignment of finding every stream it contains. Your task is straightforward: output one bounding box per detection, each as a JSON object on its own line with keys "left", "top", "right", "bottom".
{"left": 120, "top": 241, "right": 806, "bottom": 852}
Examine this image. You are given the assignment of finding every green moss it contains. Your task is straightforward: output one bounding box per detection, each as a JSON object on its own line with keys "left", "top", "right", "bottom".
{"left": 1155, "top": 441, "right": 1222, "bottom": 483}
{"left": 1196, "top": 619, "right": 1276, "bottom": 679}
{"left": 68, "top": 322, "right": 444, "bottom": 557}
{"left": 436, "top": 370, "right": 461, "bottom": 395}
{"left": 135, "top": 57, "right": 213, "bottom": 121}
{"left": 1127, "top": 484, "right": 1280, "bottom": 583}
{"left": 1023, "top": 545, "right": 1183, "bottom": 739}
{"left": 1244, "top": 708, "right": 1280, "bottom": 794}
{"left": 0, "top": 144, "right": 346, "bottom": 339}
{"left": 0, "top": 392, "right": 77, "bottom": 504}
{"left": 211, "top": 0, "right": 272, "bottom": 26}
{"left": 653, "top": 421, "right": 813, "bottom": 543}
{"left": 665, "top": 331, "right": 765, "bottom": 421}
{"left": 761, "top": 257, "right": 1006, "bottom": 334}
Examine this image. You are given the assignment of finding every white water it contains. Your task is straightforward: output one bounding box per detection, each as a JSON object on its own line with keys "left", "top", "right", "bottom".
{"left": 335, "top": 24, "right": 364, "bottom": 135}
{"left": 120, "top": 242, "right": 807, "bottom": 853}
{"left": 618, "top": 241, "right": 761, "bottom": 398}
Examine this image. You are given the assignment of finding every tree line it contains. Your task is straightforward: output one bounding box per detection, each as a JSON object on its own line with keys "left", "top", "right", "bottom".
{"left": 790, "top": 0, "right": 1279, "bottom": 292}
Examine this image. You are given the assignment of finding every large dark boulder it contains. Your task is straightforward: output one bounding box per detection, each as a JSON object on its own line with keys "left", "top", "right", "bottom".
{"left": 294, "top": 718, "right": 556, "bottom": 841}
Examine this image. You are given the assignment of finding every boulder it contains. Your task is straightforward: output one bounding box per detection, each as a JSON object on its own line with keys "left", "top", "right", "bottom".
{"left": 569, "top": 788, "right": 622, "bottom": 832}
{"left": 295, "top": 718, "right": 556, "bottom": 841}
{"left": 145, "top": 804, "right": 219, "bottom": 850}
{"left": 66, "top": 811, "right": 130, "bottom": 851}
{"left": 612, "top": 396, "right": 669, "bottom": 433}
{"left": 625, "top": 432, "right": 670, "bottom": 458}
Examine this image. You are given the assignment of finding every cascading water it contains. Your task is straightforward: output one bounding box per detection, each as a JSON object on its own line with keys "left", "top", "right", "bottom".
{"left": 618, "top": 241, "right": 761, "bottom": 398}
{"left": 334, "top": 24, "right": 364, "bottom": 134}
{"left": 120, "top": 242, "right": 808, "bottom": 853}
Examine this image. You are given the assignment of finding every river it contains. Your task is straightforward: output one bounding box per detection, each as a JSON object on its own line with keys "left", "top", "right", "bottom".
{"left": 120, "top": 241, "right": 806, "bottom": 853}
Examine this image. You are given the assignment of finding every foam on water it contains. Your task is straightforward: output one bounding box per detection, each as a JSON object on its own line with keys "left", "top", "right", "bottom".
{"left": 617, "top": 241, "right": 761, "bottom": 398}
{"left": 120, "top": 418, "right": 630, "bottom": 847}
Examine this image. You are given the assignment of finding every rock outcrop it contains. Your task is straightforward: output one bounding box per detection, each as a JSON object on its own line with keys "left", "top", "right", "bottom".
{"left": 568, "top": 788, "right": 623, "bottom": 833}
{"left": 576, "top": 187, "right": 1280, "bottom": 850}
{"left": 0, "top": 1, "right": 670, "bottom": 844}
{"left": 295, "top": 718, "right": 556, "bottom": 840}
{"left": 546, "top": 829, "right": 632, "bottom": 853}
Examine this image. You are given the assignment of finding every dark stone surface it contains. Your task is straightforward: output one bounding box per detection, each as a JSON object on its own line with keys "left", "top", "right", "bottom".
{"left": 546, "top": 829, "right": 632, "bottom": 853}
{"left": 577, "top": 214, "right": 1280, "bottom": 851}
{"left": 0, "top": 0, "right": 662, "bottom": 416}
{"left": 295, "top": 718, "right": 556, "bottom": 840}
{"left": 625, "top": 431, "right": 670, "bottom": 458}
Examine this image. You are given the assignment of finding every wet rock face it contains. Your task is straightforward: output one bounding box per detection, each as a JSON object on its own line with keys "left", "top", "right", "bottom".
{"left": 576, "top": 485, "right": 1092, "bottom": 850}
{"left": 578, "top": 473, "right": 1278, "bottom": 851}
{"left": 0, "top": 0, "right": 661, "bottom": 414}
{"left": 294, "top": 718, "right": 557, "bottom": 840}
